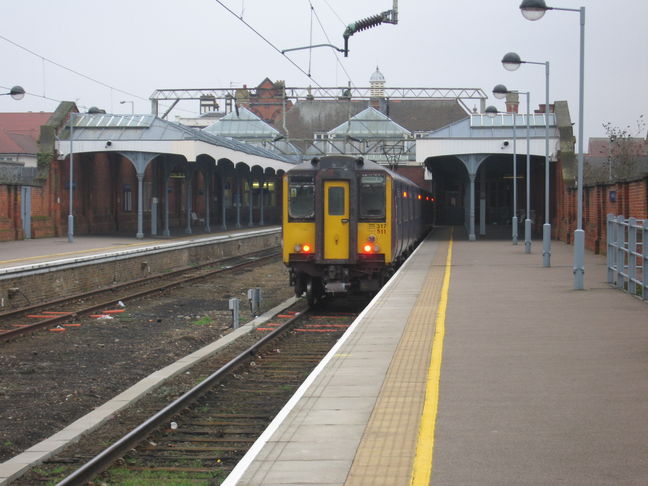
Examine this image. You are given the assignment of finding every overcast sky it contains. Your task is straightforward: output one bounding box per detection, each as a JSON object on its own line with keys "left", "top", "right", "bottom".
{"left": 1, "top": 0, "right": 646, "bottom": 143}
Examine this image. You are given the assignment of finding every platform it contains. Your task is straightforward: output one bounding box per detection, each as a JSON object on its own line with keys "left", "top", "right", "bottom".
{"left": 223, "top": 228, "right": 648, "bottom": 486}
{"left": 0, "top": 226, "right": 279, "bottom": 272}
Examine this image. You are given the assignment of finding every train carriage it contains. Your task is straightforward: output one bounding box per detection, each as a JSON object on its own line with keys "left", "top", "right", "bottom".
{"left": 283, "top": 155, "right": 431, "bottom": 305}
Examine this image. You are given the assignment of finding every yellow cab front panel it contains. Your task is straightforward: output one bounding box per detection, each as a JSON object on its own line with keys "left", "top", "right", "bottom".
{"left": 282, "top": 175, "right": 316, "bottom": 263}
{"left": 356, "top": 175, "right": 392, "bottom": 263}
{"left": 323, "top": 180, "right": 350, "bottom": 260}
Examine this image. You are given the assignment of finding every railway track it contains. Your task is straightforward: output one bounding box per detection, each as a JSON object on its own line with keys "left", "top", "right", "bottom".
{"left": 0, "top": 248, "right": 279, "bottom": 342}
{"left": 15, "top": 296, "right": 368, "bottom": 485}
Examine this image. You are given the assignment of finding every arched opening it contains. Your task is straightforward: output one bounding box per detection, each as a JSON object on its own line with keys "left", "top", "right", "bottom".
{"left": 425, "top": 156, "right": 469, "bottom": 226}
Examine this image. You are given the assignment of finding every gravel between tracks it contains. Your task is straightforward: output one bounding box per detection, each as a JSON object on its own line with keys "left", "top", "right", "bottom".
{"left": 0, "top": 258, "right": 294, "bottom": 464}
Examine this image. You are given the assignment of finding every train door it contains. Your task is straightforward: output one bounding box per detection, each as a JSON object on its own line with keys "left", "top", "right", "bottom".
{"left": 323, "top": 180, "right": 349, "bottom": 259}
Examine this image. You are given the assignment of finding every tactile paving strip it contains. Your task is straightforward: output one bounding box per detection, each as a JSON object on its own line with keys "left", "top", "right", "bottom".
{"left": 345, "top": 235, "right": 450, "bottom": 486}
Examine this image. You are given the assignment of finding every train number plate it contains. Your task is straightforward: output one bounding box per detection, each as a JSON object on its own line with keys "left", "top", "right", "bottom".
{"left": 368, "top": 223, "right": 387, "bottom": 235}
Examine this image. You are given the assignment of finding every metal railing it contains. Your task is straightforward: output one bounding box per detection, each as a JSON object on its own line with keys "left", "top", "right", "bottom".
{"left": 607, "top": 214, "right": 647, "bottom": 301}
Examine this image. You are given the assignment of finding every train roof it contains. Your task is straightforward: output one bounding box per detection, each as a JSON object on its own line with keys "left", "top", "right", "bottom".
{"left": 286, "top": 156, "right": 420, "bottom": 188}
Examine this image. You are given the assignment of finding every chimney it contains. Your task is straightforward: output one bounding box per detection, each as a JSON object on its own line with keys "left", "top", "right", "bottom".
{"left": 505, "top": 92, "right": 519, "bottom": 113}
{"left": 535, "top": 103, "right": 555, "bottom": 114}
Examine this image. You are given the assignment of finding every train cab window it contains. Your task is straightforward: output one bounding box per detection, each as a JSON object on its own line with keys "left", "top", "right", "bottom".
{"left": 288, "top": 175, "right": 314, "bottom": 219}
{"left": 359, "top": 174, "right": 385, "bottom": 220}
{"left": 328, "top": 187, "right": 345, "bottom": 215}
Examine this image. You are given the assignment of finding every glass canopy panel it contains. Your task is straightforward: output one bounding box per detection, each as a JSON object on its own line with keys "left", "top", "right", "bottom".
{"left": 471, "top": 113, "right": 555, "bottom": 127}
{"left": 74, "top": 114, "right": 155, "bottom": 128}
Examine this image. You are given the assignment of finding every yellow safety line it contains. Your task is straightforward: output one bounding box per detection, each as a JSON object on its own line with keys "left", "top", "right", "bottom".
{"left": 410, "top": 232, "right": 453, "bottom": 486}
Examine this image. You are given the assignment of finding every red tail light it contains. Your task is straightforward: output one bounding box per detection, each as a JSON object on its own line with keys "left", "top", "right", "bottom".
{"left": 295, "top": 243, "right": 313, "bottom": 253}
{"left": 361, "top": 243, "right": 380, "bottom": 254}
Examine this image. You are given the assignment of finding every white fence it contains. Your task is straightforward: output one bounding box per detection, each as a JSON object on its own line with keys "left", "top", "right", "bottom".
{"left": 607, "top": 215, "right": 647, "bottom": 301}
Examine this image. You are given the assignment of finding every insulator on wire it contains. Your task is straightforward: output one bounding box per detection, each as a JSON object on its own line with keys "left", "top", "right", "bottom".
{"left": 342, "top": 9, "right": 397, "bottom": 57}
{"left": 344, "top": 13, "right": 384, "bottom": 38}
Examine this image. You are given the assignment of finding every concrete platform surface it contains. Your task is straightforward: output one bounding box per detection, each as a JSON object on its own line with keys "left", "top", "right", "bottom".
{"left": 0, "top": 226, "right": 279, "bottom": 271}
{"left": 223, "top": 231, "right": 648, "bottom": 486}
{"left": 434, "top": 235, "right": 648, "bottom": 486}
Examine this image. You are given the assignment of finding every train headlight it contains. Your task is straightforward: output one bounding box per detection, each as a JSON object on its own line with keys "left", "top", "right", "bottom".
{"left": 363, "top": 244, "right": 373, "bottom": 253}
{"left": 367, "top": 234, "right": 376, "bottom": 242}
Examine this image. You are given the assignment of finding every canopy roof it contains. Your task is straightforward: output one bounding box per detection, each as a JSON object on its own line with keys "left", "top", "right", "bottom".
{"left": 57, "top": 113, "right": 296, "bottom": 169}
{"left": 328, "top": 107, "right": 410, "bottom": 139}
{"left": 202, "top": 107, "right": 280, "bottom": 139}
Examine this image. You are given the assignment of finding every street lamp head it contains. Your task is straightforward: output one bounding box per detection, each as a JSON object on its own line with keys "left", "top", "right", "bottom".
{"left": 8, "top": 85, "right": 25, "bottom": 100}
{"left": 493, "top": 84, "right": 509, "bottom": 100}
{"left": 485, "top": 105, "right": 499, "bottom": 118}
{"left": 1, "top": 85, "right": 25, "bottom": 100}
{"left": 520, "top": 0, "right": 549, "bottom": 21}
{"left": 502, "top": 52, "right": 522, "bottom": 71}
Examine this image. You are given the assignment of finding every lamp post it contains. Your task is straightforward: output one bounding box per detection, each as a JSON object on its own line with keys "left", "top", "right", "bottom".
{"left": 493, "top": 84, "right": 531, "bottom": 253}
{"left": 502, "top": 51, "right": 552, "bottom": 267}
{"left": 485, "top": 104, "right": 528, "bottom": 245}
{"left": 120, "top": 100, "right": 134, "bottom": 114}
{"left": 487, "top": 103, "right": 517, "bottom": 245}
{"left": 491, "top": 90, "right": 518, "bottom": 246}
{"left": 1, "top": 85, "right": 25, "bottom": 100}
{"left": 67, "top": 112, "right": 77, "bottom": 243}
{"left": 519, "top": 0, "right": 586, "bottom": 287}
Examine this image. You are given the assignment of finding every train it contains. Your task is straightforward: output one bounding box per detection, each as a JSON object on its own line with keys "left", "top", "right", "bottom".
{"left": 282, "top": 155, "right": 432, "bottom": 305}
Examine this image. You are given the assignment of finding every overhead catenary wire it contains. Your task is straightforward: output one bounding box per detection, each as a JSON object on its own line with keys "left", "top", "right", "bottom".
{"left": 0, "top": 33, "right": 195, "bottom": 115}
{"left": 308, "top": 3, "right": 314, "bottom": 77}
{"left": 213, "top": 0, "right": 342, "bottom": 98}
{"left": 0, "top": 84, "right": 92, "bottom": 113}
{"left": 0, "top": 33, "right": 143, "bottom": 102}
{"left": 308, "top": 0, "right": 355, "bottom": 89}
{"left": 321, "top": 0, "right": 347, "bottom": 28}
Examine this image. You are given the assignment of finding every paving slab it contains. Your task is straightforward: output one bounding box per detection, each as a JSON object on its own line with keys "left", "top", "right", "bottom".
{"left": 433, "top": 237, "right": 648, "bottom": 486}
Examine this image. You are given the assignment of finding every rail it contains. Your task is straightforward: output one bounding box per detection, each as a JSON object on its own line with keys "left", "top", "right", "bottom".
{"left": 607, "top": 214, "right": 647, "bottom": 301}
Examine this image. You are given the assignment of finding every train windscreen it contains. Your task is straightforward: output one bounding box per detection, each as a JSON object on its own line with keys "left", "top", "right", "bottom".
{"left": 359, "top": 174, "right": 385, "bottom": 220}
{"left": 288, "top": 175, "right": 315, "bottom": 219}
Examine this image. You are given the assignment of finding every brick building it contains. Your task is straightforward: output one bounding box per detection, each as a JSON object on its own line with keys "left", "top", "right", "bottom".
{"left": 0, "top": 112, "right": 61, "bottom": 240}
{"left": 0, "top": 102, "right": 294, "bottom": 242}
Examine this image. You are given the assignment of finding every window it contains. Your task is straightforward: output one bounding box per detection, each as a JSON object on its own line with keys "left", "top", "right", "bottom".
{"left": 123, "top": 184, "right": 132, "bottom": 212}
{"left": 359, "top": 174, "right": 385, "bottom": 220}
{"left": 328, "top": 186, "right": 345, "bottom": 215}
{"left": 288, "top": 175, "right": 314, "bottom": 219}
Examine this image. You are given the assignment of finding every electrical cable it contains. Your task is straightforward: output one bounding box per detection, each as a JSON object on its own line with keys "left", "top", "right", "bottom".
{"left": 0, "top": 33, "right": 196, "bottom": 115}
{"left": 213, "top": 0, "right": 338, "bottom": 98}
{"left": 321, "top": 0, "right": 347, "bottom": 27}
{"left": 0, "top": 33, "right": 143, "bottom": 101}
{"left": 308, "top": 3, "right": 314, "bottom": 76}
{"left": 308, "top": 0, "right": 355, "bottom": 88}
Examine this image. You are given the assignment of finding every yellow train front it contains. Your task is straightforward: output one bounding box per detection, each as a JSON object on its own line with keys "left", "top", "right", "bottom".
{"left": 283, "top": 155, "right": 431, "bottom": 305}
